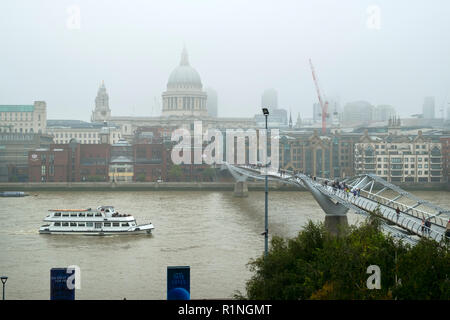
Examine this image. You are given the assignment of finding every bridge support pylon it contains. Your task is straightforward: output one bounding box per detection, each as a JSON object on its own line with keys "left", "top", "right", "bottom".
{"left": 234, "top": 181, "right": 248, "bottom": 197}
{"left": 324, "top": 214, "right": 348, "bottom": 236}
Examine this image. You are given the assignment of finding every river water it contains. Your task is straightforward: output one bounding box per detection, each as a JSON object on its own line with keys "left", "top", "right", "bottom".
{"left": 1, "top": 190, "right": 449, "bottom": 299}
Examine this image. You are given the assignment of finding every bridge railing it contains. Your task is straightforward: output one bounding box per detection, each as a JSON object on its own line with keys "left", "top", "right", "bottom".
{"left": 331, "top": 188, "right": 446, "bottom": 242}
{"left": 359, "top": 189, "right": 448, "bottom": 227}
{"left": 236, "top": 165, "right": 449, "bottom": 242}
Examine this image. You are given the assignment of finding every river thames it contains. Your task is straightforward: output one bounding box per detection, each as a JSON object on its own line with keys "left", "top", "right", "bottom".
{"left": 1, "top": 190, "right": 449, "bottom": 299}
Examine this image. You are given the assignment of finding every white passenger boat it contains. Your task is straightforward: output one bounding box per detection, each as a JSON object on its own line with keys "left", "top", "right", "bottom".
{"left": 39, "top": 206, "right": 154, "bottom": 235}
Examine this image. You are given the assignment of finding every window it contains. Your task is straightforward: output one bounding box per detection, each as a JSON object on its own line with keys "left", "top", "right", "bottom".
{"left": 86, "top": 222, "right": 93, "bottom": 227}
{"left": 62, "top": 222, "right": 69, "bottom": 227}
{"left": 54, "top": 212, "right": 61, "bottom": 217}
{"left": 112, "top": 222, "right": 120, "bottom": 227}
{"left": 95, "top": 213, "right": 102, "bottom": 217}
{"left": 104, "top": 222, "right": 111, "bottom": 227}
{"left": 78, "top": 223, "right": 85, "bottom": 227}
{"left": 70, "top": 213, "right": 77, "bottom": 217}
{"left": 79, "top": 213, "right": 85, "bottom": 217}
{"left": 87, "top": 213, "right": 93, "bottom": 217}
{"left": 121, "top": 223, "right": 129, "bottom": 227}
{"left": 62, "top": 213, "right": 69, "bottom": 217}
{"left": 70, "top": 222, "right": 76, "bottom": 227}
{"left": 54, "top": 222, "right": 61, "bottom": 227}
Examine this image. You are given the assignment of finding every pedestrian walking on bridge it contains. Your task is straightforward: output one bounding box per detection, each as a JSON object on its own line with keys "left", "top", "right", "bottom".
{"left": 425, "top": 219, "right": 431, "bottom": 236}
{"left": 445, "top": 219, "right": 450, "bottom": 238}
{"left": 396, "top": 207, "right": 400, "bottom": 220}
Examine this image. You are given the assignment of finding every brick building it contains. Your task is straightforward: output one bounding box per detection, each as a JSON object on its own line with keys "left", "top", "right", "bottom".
{"left": 29, "top": 140, "right": 110, "bottom": 182}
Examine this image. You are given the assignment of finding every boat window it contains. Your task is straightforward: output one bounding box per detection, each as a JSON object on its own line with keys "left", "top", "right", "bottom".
{"left": 87, "top": 213, "right": 93, "bottom": 217}
{"left": 62, "top": 213, "right": 69, "bottom": 217}
{"left": 112, "top": 222, "right": 120, "bottom": 227}
{"left": 121, "top": 223, "right": 129, "bottom": 227}
{"left": 86, "top": 222, "right": 93, "bottom": 227}
{"left": 70, "top": 213, "right": 77, "bottom": 217}
{"left": 62, "top": 222, "right": 69, "bottom": 227}
{"left": 54, "top": 212, "right": 61, "bottom": 217}
{"left": 78, "top": 223, "right": 85, "bottom": 227}
{"left": 70, "top": 222, "right": 76, "bottom": 227}
{"left": 95, "top": 213, "right": 102, "bottom": 217}
{"left": 104, "top": 222, "right": 111, "bottom": 227}
{"left": 79, "top": 213, "right": 85, "bottom": 217}
{"left": 54, "top": 222, "right": 61, "bottom": 226}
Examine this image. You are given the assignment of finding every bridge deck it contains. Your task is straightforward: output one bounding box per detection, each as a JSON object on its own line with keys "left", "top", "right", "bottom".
{"left": 229, "top": 164, "right": 450, "bottom": 244}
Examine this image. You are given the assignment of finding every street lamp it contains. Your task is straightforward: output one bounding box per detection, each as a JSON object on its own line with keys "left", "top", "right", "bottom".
{"left": 1, "top": 276, "right": 7, "bottom": 300}
{"left": 262, "top": 108, "right": 269, "bottom": 257}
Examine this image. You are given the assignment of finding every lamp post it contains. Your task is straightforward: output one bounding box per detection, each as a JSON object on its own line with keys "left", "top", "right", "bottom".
{"left": 1, "top": 276, "right": 7, "bottom": 300}
{"left": 262, "top": 108, "right": 269, "bottom": 257}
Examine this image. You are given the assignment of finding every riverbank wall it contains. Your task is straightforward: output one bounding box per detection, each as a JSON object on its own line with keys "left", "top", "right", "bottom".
{"left": 0, "top": 181, "right": 448, "bottom": 192}
{"left": 0, "top": 181, "right": 302, "bottom": 192}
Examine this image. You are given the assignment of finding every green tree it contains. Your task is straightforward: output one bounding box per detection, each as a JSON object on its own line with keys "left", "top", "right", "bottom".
{"left": 135, "top": 173, "right": 146, "bottom": 182}
{"left": 168, "top": 165, "right": 182, "bottom": 181}
{"left": 392, "top": 239, "right": 450, "bottom": 299}
{"left": 237, "top": 220, "right": 449, "bottom": 300}
{"left": 202, "top": 167, "right": 216, "bottom": 182}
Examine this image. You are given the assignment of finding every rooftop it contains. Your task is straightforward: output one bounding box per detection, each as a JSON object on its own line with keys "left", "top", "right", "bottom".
{"left": 0, "top": 105, "right": 34, "bottom": 112}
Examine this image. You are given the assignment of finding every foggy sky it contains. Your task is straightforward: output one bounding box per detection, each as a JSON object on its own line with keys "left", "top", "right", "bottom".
{"left": 1, "top": 0, "right": 449, "bottom": 121}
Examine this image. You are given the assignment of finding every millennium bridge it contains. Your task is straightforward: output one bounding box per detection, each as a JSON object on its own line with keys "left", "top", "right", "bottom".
{"left": 225, "top": 163, "right": 450, "bottom": 246}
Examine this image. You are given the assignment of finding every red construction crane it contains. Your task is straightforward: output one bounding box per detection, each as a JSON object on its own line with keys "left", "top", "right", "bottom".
{"left": 309, "top": 58, "right": 328, "bottom": 134}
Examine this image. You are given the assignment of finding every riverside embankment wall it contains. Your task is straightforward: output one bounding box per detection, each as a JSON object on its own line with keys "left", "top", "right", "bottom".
{"left": 0, "top": 182, "right": 447, "bottom": 192}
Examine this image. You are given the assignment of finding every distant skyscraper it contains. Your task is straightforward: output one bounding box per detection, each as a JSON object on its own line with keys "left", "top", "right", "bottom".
{"left": 261, "top": 88, "right": 278, "bottom": 112}
{"left": 423, "top": 96, "right": 435, "bottom": 119}
{"left": 205, "top": 87, "right": 218, "bottom": 117}
{"left": 374, "top": 105, "right": 396, "bottom": 122}
{"left": 91, "top": 81, "right": 111, "bottom": 122}
{"left": 313, "top": 102, "right": 321, "bottom": 122}
{"left": 295, "top": 113, "right": 302, "bottom": 128}
{"left": 343, "top": 101, "right": 374, "bottom": 125}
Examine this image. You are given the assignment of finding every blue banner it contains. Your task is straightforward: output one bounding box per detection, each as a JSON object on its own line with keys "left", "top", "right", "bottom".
{"left": 167, "top": 266, "right": 190, "bottom": 300}
{"left": 50, "top": 268, "right": 75, "bottom": 300}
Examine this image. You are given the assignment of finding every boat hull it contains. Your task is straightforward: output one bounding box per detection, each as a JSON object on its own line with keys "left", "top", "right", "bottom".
{"left": 39, "top": 229, "right": 153, "bottom": 235}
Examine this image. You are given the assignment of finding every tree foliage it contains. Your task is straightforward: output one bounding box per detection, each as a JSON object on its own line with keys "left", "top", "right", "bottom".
{"left": 168, "top": 165, "right": 182, "bottom": 181}
{"left": 237, "top": 220, "right": 449, "bottom": 300}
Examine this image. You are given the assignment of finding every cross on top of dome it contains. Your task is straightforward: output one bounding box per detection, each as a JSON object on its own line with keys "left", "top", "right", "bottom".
{"left": 180, "top": 45, "right": 189, "bottom": 66}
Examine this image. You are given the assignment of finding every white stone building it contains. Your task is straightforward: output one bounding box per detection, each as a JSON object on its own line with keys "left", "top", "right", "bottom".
{"left": 91, "top": 46, "right": 257, "bottom": 138}
{"left": 46, "top": 120, "right": 122, "bottom": 144}
{"left": 0, "top": 101, "right": 47, "bottom": 134}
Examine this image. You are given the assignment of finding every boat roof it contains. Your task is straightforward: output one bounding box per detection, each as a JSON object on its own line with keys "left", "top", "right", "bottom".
{"left": 48, "top": 208, "right": 93, "bottom": 212}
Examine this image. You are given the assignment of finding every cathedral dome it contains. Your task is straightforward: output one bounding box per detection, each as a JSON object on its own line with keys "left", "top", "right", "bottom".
{"left": 167, "top": 47, "right": 202, "bottom": 90}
